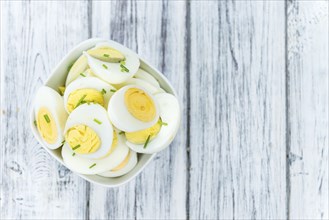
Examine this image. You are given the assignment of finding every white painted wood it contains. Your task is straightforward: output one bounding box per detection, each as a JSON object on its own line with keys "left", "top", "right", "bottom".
{"left": 189, "top": 1, "right": 287, "bottom": 219}
{"left": 287, "top": 1, "right": 329, "bottom": 219}
{"left": 89, "top": 1, "right": 187, "bottom": 219}
{"left": 0, "top": 1, "right": 90, "bottom": 219}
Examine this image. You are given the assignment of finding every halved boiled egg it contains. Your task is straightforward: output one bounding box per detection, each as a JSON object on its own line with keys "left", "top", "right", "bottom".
{"left": 65, "top": 55, "right": 89, "bottom": 86}
{"left": 34, "top": 86, "right": 68, "bottom": 149}
{"left": 61, "top": 128, "right": 129, "bottom": 175}
{"left": 98, "top": 149, "right": 137, "bottom": 177}
{"left": 134, "top": 69, "right": 160, "bottom": 88}
{"left": 63, "top": 76, "right": 116, "bottom": 113}
{"left": 83, "top": 41, "right": 140, "bottom": 84}
{"left": 125, "top": 93, "right": 180, "bottom": 154}
{"left": 108, "top": 85, "right": 159, "bottom": 132}
{"left": 64, "top": 103, "right": 113, "bottom": 159}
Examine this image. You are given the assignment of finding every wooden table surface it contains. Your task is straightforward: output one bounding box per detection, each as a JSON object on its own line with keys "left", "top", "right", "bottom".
{"left": 1, "top": 1, "right": 328, "bottom": 219}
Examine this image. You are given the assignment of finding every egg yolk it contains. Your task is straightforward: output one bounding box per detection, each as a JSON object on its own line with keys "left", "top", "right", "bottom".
{"left": 67, "top": 89, "right": 104, "bottom": 113}
{"left": 125, "top": 119, "right": 162, "bottom": 144}
{"left": 65, "top": 125, "right": 101, "bottom": 154}
{"left": 98, "top": 130, "right": 118, "bottom": 159}
{"left": 111, "top": 151, "right": 131, "bottom": 171}
{"left": 124, "top": 88, "right": 156, "bottom": 122}
{"left": 36, "top": 107, "right": 58, "bottom": 144}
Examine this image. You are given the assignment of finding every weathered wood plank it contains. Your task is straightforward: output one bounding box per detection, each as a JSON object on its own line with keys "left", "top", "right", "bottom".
{"left": 287, "top": 1, "right": 329, "bottom": 219}
{"left": 188, "top": 1, "right": 287, "bottom": 219}
{"left": 0, "top": 1, "right": 89, "bottom": 219}
{"left": 89, "top": 1, "right": 187, "bottom": 219}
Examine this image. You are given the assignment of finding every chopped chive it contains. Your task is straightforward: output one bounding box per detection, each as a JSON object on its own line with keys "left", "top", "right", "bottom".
{"left": 89, "top": 163, "right": 96, "bottom": 169}
{"left": 93, "top": 118, "right": 102, "bottom": 124}
{"left": 101, "top": 88, "right": 107, "bottom": 95}
{"left": 120, "top": 60, "right": 126, "bottom": 65}
{"left": 72, "top": 152, "right": 76, "bottom": 156}
{"left": 119, "top": 131, "right": 125, "bottom": 135}
{"left": 103, "top": 54, "right": 110, "bottom": 57}
{"left": 110, "top": 89, "right": 117, "bottom": 93}
{"left": 34, "top": 120, "right": 37, "bottom": 126}
{"left": 143, "top": 135, "right": 151, "bottom": 149}
{"left": 160, "top": 121, "right": 168, "bottom": 126}
{"left": 58, "top": 86, "right": 65, "bottom": 96}
{"left": 80, "top": 73, "right": 86, "bottom": 77}
{"left": 72, "top": 144, "right": 81, "bottom": 150}
{"left": 120, "top": 64, "right": 129, "bottom": 72}
{"left": 102, "top": 64, "right": 108, "bottom": 69}
{"left": 75, "top": 94, "right": 87, "bottom": 108}
{"left": 43, "top": 114, "right": 50, "bottom": 123}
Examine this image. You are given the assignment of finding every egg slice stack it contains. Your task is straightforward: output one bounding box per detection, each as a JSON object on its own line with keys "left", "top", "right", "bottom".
{"left": 33, "top": 41, "right": 180, "bottom": 177}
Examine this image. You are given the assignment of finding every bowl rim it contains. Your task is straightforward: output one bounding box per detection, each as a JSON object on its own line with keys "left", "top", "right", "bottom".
{"left": 30, "top": 38, "right": 179, "bottom": 187}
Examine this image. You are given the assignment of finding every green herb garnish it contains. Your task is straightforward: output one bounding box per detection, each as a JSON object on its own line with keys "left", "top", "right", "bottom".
{"left": 101, "top": 88, "right": 107, "bottom": 95}
{"left": 94, "top": 118, "right": 102, "bottom": 124}
{"left": 34, "top": 120, "right": 37, "bottom": 126}
{"left": 143, "top": 135, "right": 151, "bottom": 149}
{"left": 119, "top": 131, "right": 125, "bottom": 135}
{"left": 103, "top": 54, "right": 110, "bottom": 57}
{"left": 72, "top": 144, "right": 81, "bottom": 150}
{"left": 80, "top": 73, "right": 86, "bottom": 77}
{"left": 102, "top": 64, "right": 108, "bottom": 69}
{"left": 75, "top": 94, "right": 87, "bottom": 108}
{"left": 89, "top": 163, "right": 96, "bottom": 169}
{"left": 160, "top": 121, "right": 168, "bottom": 126}
{"left": 120, "top": 64, "right": 129, "bottom": 72}
{"left": 120, "top": 60, "right": 126, "bottom": 65}
{"left": 72, "top": 152, "right": 76, "bottom": 156}
{"left": 44, "top": 114, "right": 50, "bottom": 123}
{"left": 110, "top": 89, "right": 117, "bottom": 93}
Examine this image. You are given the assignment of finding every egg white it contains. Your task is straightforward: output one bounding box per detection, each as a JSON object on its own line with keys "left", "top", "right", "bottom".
{"left": 64, "top": 103, "right": 113, "bottom": 159}
{"left": 84, "top": 41, "right": 140, "bottom": 84}
{"left": 116, "top": 78, "right": 164, "bottom": 95}
{"left": 63, "top": 76, "right": 116, "bottom": 113}
{"left": 34, "top": 86, "right": 68, "bottom": 149}
{"left": 98, "top": 149, "right": 137, "bottom": 177}
{"left": 108, "top": 85, "right": 160, "bottom": 132}
{"left": 125, "top": 93, "right": 180, "bottom": 154}
{"left": 61, "top": 129, "right": 129, "bottom": 175}
{"left": 134, "top": 69, "right": 160, "bottom": 88}
{"left": 65, "top": 55, "right": 89, "bottom": 86}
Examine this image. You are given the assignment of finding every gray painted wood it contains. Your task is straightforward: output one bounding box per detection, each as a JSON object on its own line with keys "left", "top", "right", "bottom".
{"left": 0, "top": 1, "right": 90, "bottom": 219}
{"left": 287, "top": 1, "right": 329, "bottom": 219}
{"left": 188, "top": 1, "right": 287, "bottom": 219}
{"left": 1, "top": 1, "right": 328, "bottom": 219}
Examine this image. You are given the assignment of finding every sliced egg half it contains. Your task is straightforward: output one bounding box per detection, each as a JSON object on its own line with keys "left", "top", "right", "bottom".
{"left": 61, "top": 128, "right": 129, "bottom": 175}
{"left": 108, "top": 85, "right": 160, "bottom": 132}
{"left": 84, "top": 41, "right": 140, "bottom": 84}
{"left": 98, "top": 149, "right": 137, "bottom": 177}
{"left": 63, "top": 76, "right": 116, "bottom": 113}
{"left": 65, "top": 55, "right": 89, "bottom": 86}
{"left": 125, "top": 93, "right": 180, "bottom": 154}
{"left": 34, "top": 86, "right": 68, "bottom": 149}
{"left": 64, "top": 103, "right": 113, "bottom": 159}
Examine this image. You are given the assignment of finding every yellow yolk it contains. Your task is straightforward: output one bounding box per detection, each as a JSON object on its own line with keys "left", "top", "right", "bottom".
{"left": 98, "top": 130, "right": 118, "bottom": 159}
{"left": 111, "top": 151, "right": 131, "bottom": 171}
{"left": 37, "top": 107, "right": 58, "bottom": 144}
{"left": 124, "top": 88, "right": 156, "bottom": 122}
{"left": 65, "top": 125, "right": 101, "bottom": 154}
{"left": 67, "top": 89, "right": 104, "bottom": 113}
{"left": 125, "top": 119, "right": 162, "bottom": 144}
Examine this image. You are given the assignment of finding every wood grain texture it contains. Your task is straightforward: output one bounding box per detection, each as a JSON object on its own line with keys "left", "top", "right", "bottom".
{"left": 287, "top": 1, "right": 329, "bottom": 219}
{"left": 88, "top": 1, "right": 188, "bottom": 219}
{"left": 188, "top": 1, "right": 287, "bottom": 219}
{"left": 0, "top": 1, "right": 90, "bottom": 219}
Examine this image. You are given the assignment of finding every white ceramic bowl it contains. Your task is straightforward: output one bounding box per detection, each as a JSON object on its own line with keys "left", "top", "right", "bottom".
{"left": 30, "top": 38, "right": 178, "bottom": 187}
